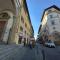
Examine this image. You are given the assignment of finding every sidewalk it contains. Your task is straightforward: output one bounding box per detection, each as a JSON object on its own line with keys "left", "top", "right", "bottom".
{"left": 8, "top": 45, "right": 28, "bottom": 60}
{"left": 0, "top": 44, "right": 27, "bottom": 60}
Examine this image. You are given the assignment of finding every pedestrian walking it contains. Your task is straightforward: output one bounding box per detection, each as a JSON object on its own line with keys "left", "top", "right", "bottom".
{"left": 24, "top": 41, "right": 26, "bottom": 46}
{"left": 29, "top": 41, "right": 32, "bottom": 49}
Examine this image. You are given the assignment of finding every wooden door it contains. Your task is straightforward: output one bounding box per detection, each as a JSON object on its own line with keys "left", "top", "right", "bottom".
{"left": 0, "top": 21, "right": 6, "bottom": 41}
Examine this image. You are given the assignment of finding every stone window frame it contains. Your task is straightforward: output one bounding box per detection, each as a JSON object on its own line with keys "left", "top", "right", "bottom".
{"left": 51, "top": 20, "right": 55, "bottom": 25}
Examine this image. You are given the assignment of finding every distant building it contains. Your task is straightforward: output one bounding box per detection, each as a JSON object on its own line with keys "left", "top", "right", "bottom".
{"left": 0, "top": 0, "right": 34, "bottom": 44}
{"left": 38, "top": 5, "right": 60, "bottom": 45}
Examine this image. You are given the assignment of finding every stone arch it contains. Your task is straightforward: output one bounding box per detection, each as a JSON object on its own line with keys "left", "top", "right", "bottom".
{"left": 0, "top": 10, "right": 15, "bottom": 44}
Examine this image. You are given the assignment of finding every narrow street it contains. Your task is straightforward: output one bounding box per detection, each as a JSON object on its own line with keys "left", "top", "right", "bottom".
{"left": 0, "top": 43, "right": 60, "bottom": 60}
{"left": 0, "top": 0, "right": 60, "bottom": 60}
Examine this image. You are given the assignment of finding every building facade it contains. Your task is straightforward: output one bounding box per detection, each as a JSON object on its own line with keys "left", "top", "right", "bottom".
{"left": 38, "top": 5, "right": 60, "bottom": 45}
{"left": 19, "top": 0, "right": 34, "bottom": 45}
{"left": 0, "top": 0, "right": 34, "bottom": 44}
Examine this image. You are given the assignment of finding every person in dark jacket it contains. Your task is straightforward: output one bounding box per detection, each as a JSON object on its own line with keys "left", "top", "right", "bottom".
{"left": 29, "top": 41, "right": 32, "bottom": 49}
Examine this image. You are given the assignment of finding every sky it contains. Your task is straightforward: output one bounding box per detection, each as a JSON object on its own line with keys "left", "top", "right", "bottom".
{"left": 26, "top": 0, "right": 60, "bottom": 39}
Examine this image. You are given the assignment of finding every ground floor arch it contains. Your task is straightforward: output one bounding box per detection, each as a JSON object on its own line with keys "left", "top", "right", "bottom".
{"left": 0, "top": 10, "right": 15, "bottom": 44}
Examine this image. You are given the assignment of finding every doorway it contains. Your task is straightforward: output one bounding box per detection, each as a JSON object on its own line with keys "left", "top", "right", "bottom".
{"left": 0, "top": 21, "right": 6, "bottom": 41}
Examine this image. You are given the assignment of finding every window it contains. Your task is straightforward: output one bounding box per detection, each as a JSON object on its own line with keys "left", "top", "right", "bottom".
{"left": 25, "top": 23, "right": 27, "bottom": 28}
{"left": 51, "top": 20, "right": 55, "bottom": 25}
{"left": 50, "top": 15, "right": 53, "bottom": 18}
{"left": 53, "top": 27, "right": 56, "bottom": 29}
{"left": 16, "top": 0, "right": 20, "bottom": 8}
{"left": 21, "top": 16, "right": 24, "bottom": 23}
{"left": 20, "top": 26, "right": 23, "bottom": 31}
